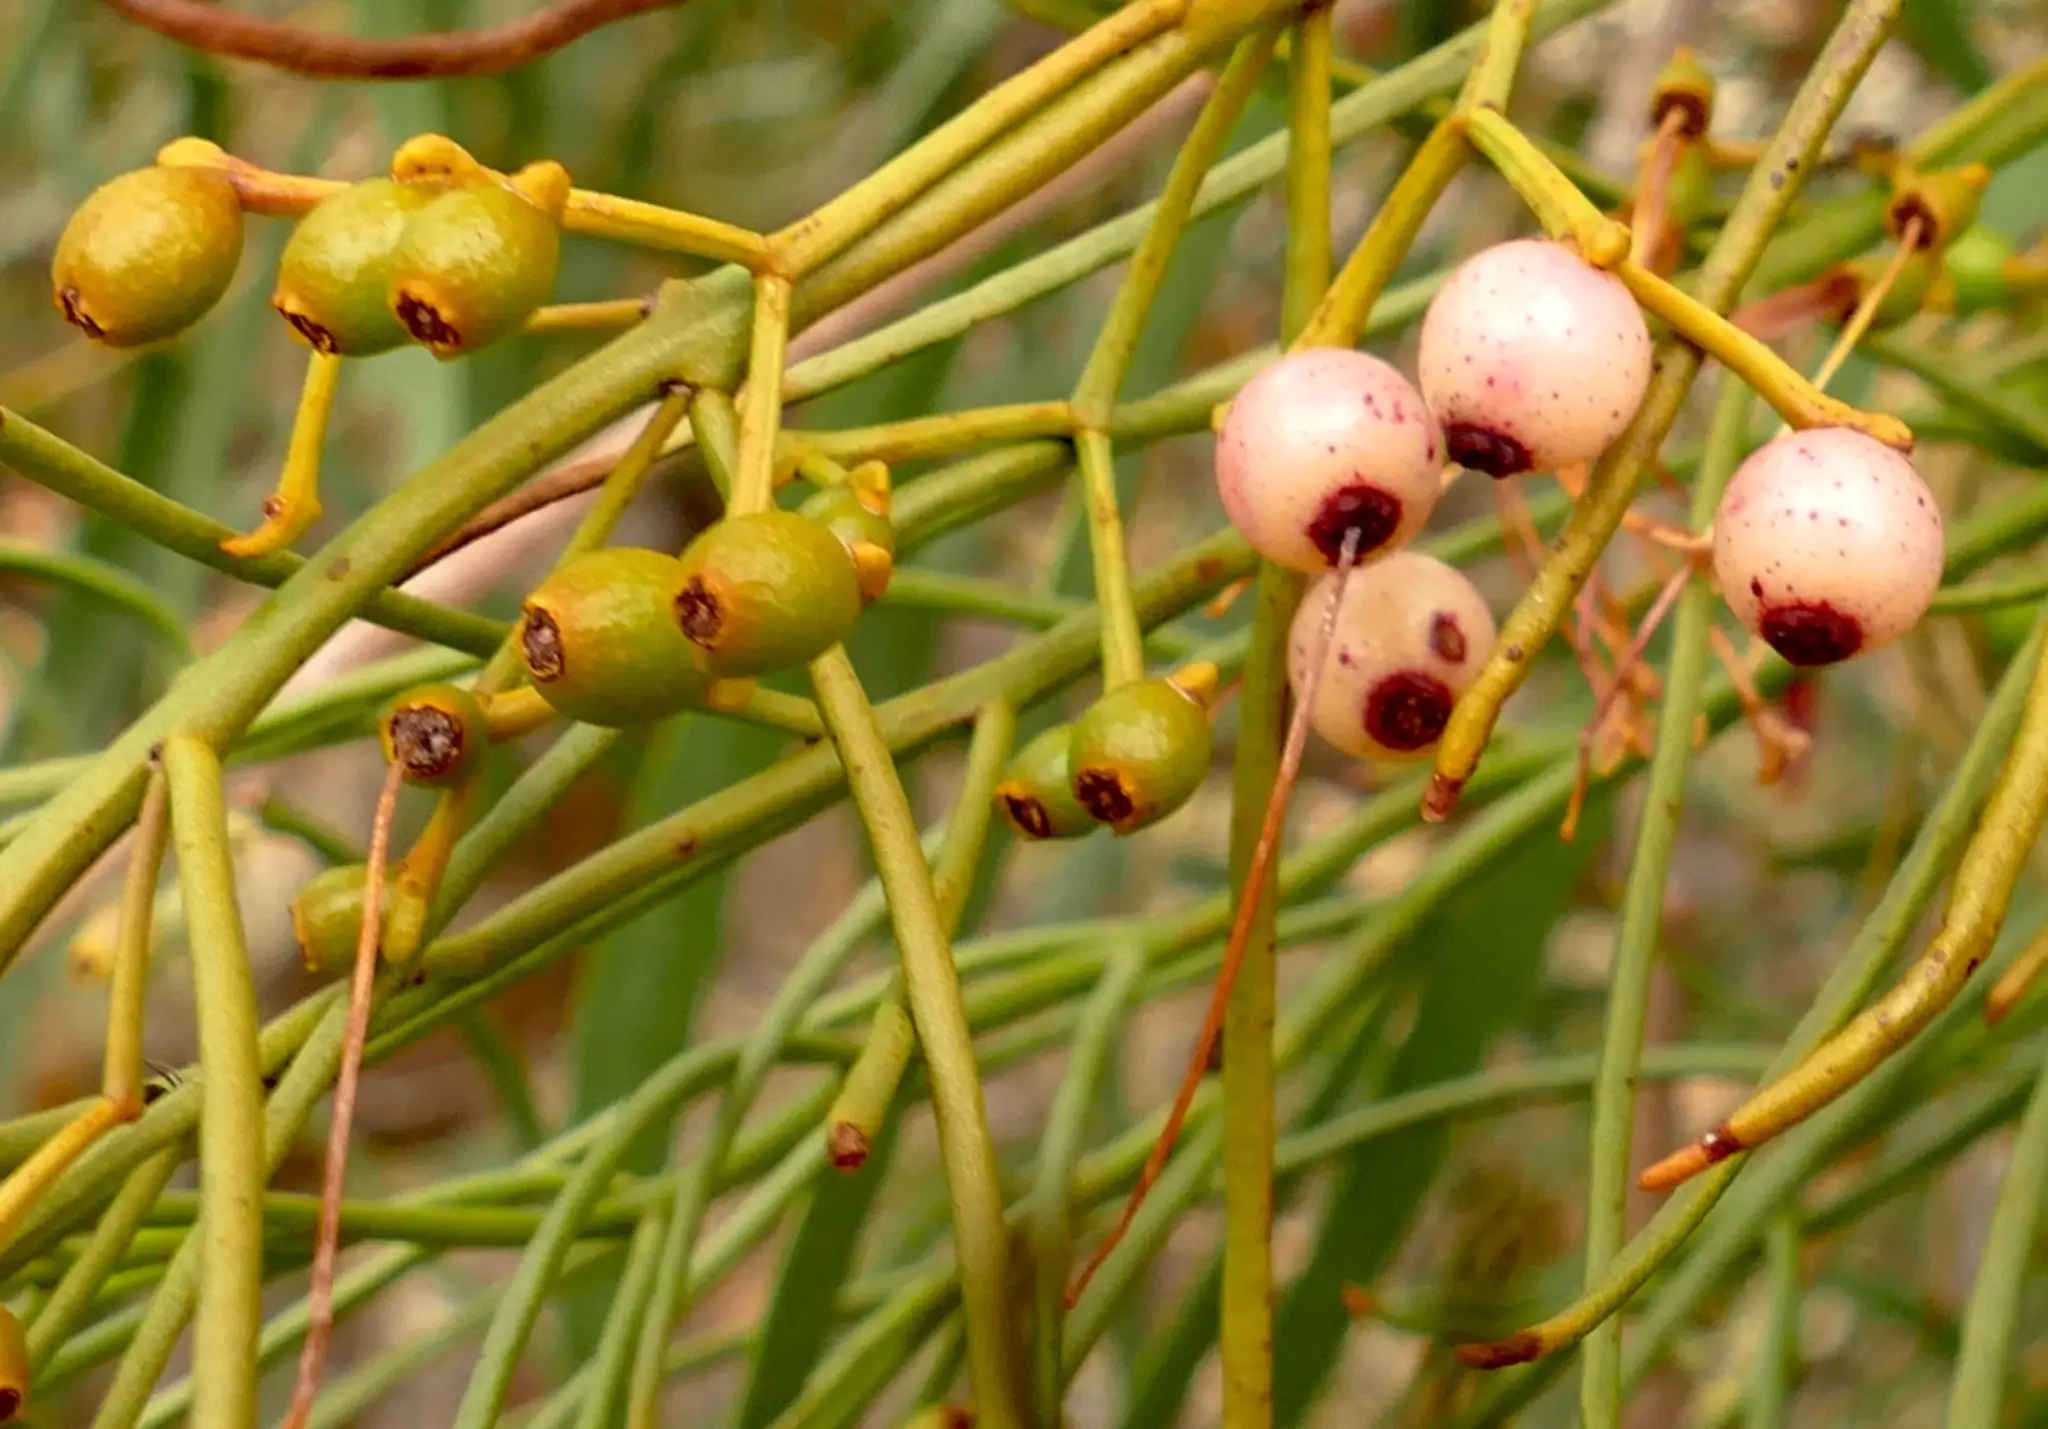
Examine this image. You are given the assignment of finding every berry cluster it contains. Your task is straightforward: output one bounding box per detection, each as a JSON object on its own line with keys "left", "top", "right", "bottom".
{"left": 53, "top": 137, "right": 567, "bottom": 361}
{"left": 1209, "top": 234, "right": 1946, "bottom": 772}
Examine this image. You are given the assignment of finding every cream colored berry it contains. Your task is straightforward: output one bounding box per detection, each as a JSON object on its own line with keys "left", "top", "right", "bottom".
{"left": 1215, "top": 348, "right": 1444, "bottom": 572}
{"left": 1712, "top": 427, "right": 1944, "bottom": 667}
{"left": 1287, "top": 551, "right": 1496, "bottom": 760}
{"left": 1417, "top": 238, "right": 1652, "bottom": 477}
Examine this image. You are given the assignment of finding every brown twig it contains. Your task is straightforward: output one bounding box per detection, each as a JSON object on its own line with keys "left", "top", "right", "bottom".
{"left": 399, "top": 455, "right": 622, "bottom": 582}
{"left": 280, "top": 760, "right": 405, "bottom": 1429}
{"left": 1067, "top": 531, "right": 1363, "bottom": 1308}
{"left": 99, "top": 0, "right": 690, "bottom": 79}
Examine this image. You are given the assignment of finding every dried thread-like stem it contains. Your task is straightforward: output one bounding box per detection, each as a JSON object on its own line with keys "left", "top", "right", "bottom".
{"left": 280, "top": 760, "right": 405, "bottom": 1429}
{"left": 1069, "top": 530, "right": 1361, "bottom": 1309}
{"left": 99, "top": 0, "right": 692, "bottom": 78}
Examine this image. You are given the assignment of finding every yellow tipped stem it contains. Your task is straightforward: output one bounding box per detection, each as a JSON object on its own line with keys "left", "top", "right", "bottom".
{"left": 221, "top": 349, "right": 342, "bottom": 559}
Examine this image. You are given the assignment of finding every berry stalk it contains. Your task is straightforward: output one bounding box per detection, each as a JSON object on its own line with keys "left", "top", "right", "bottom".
{"left": 159, "top": 738, "right": 266, "bottom": 1429}
{"left": 807, "top": 650, "right": 1030, "bottom": 1429}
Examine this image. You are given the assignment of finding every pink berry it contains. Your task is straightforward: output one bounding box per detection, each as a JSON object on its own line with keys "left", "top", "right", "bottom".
{"left": 1287, "top": 551, "right": 1496, "bottom": 760}
{"left": 1712, "top": 427, "right": 1944, "bottom": 667}
{"left": 1417, "top": 238, "right": 1653, "bottom": 477}
{"left": 1215, "top": 348, "right": 1444, "bottom": 573}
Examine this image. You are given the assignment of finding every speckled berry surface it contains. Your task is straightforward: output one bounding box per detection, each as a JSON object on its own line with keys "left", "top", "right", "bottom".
{"left": 1214, "top": 347, "right": 1443, "bottom": 572}
{"left": 1712, "top": 427, "right": 1944, "bottom": 667}
{"left": 1417, "top": 238, "right": 1652, "bottom": 477}
{"left": 1287, "top": 551, "right": 1496, "bottom": 760}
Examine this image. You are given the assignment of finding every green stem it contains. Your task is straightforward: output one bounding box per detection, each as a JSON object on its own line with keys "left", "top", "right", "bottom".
{"left": 1071, "top": 429, "right": 1146, "bottom": 688}
{"left": 771, "top": 0, "right": 1185, "bottom": 277}
{"left": 1943, "top": 1042, "right": 2048, "bottom": 1429}
{"left": 160, "top": 738, "right": 264, "bottom": 1429}
{"left": 806, "top": 648, "right": 1028, "bottom": 1429}
{"left": 1297, "top": 118, "right": 1467, "bottom": 348}
{"left": 1073, "top": 30, "right": 1278, "bottom": 417}
{"left": 732, "top": 275, "right": 793, "bottom": 518}
{"left": 1028, "top": 944, "right": 1143, "bottom": 1426}
{"left": 620, "top": 798, "right": 950, "bottom": 1429}
{"left": 0, "top": 539, "right": 193, "bottom": 661}
{"left": 0, "top": 407, "right": 503, "bottom": 657}
{"left": 575, "top": 1207, "right": 672, "bottom": 1429}
{"left": 780, "top": 0, "right": 1609, "bottom": 404}
{"left": 1458, "top": 610, "right": 2042, "bottom": 1388}
{"left": 1578, "top": 380, "right": 1751, "bottom": 1426}
{"left": 1746, "top": 1216, "right": 1802, "bottom": 1429}
{"left": 24, "top": 1149, "right": 180, "bottom": 1371}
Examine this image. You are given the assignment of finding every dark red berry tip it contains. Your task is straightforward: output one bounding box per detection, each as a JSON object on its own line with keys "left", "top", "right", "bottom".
{"left": 1758, "top": 602, "right": 1863, "bottom": 666}
{"left": 1073, "top": 767, "right": 1136, "bottom": 826}
{"left": 388, "top": 705, "right": 465, "bottom": 781}
{"left": 1305, "top": 482, "right": 1402, "bottom": 565}
{"left": 1442, "top": 422, "right": 1533, "bottom": 479}
{"left": 1364, "top": 670, "right": 1455, "bottom": 751}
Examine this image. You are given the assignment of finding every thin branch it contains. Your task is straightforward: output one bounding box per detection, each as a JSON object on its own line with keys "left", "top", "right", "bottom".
{"left": 98, "top": 0, "right": 691, "bottom": 79}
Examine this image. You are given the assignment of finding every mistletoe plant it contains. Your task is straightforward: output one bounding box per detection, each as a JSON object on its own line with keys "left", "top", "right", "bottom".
{"left": 1, "top": 0, "right": 2047, "bottom": 1426}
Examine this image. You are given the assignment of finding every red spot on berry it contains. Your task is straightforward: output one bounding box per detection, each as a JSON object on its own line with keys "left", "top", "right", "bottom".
{"left": 1758, "top": 601, "right": 1863, "bottom": 666}
{"left": 1442, "top": 422, "right": 1532, "bottom": 478}
{"left": 1305, "top": 482, "right": 1402, "bottom": 564}
{"left": 1364, "top": 671, "right": 1454, "bottom": 751}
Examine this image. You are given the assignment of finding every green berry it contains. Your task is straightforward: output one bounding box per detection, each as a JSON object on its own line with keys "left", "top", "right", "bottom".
{"left": 387, "top": 179, "right": 560, "bottom": 358}
{"left": 804, "top": 473, "right": 897, "bottom": 604}
{"left": 520, "top": 548, "right": 711, "bottom": 727}
{"left": 52, "top": 166, "right": 244, "bottom": 347}
{"left": 379, "top": 681, "right": 488, "bottom": 786}
{"left": 1067, "top": 673, "right": 1214, "bottom": 835}
{"left": 290, "top": 864, "right": 375, "bottom": 975}
{"left": 994, "top": 725, "right": 1096, "bottom": 841}
{"left": 1939, "top": 225, "right": 2017, "bottom": 316}
{"left": 275, "top": 178, "right": 434, "bottom": 356}
{"left": 673, "top": 511, "right": 864, "bottom": 677}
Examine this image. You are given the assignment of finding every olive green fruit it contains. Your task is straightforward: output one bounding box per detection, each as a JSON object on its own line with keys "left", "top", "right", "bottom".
{"left": 379, "top": 681, "right": 488, "bottom": 786}
{"left": 290, "top": 864, "right": 377, "bottom": 975}
{"left": 805, "top": 474, "right": 897, "bottom": 604}
{"left": 387, "top": 180, "right": 560, "bottom": 358}
{"left": 994, "top": 725, "right": 1096, "bottom": 841}
{"left": 1886, "top": 162, "right": 1990, "bottom": 253}
{"left": 672, "top": 511, "right": 865, "bottom": 677}
{"left": 1649, "top": 46, "right": 1714, "bottom": 137}
{"left": 51, "top": 166, "right": 244, "bottom": 347}
{"left": 1067, "top": 673, "right": 1215, "bottom": 835}
{"left": 1836, "top": 247, "right": 1939, "bottom": 330}
{"left": 520, "top": 547, "right": 711, "bottom": 727}
{"left": 274, "top": 178, "right": 434, "bottom": 355}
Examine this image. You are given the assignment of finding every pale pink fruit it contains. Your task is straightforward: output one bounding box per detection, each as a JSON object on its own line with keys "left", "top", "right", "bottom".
{"left": 1417, "top": 238, "right": 1653, "bottom": 477}
{"left": 1712, "top": 426, "right": 1944, "bottom": 667}
{"left": 1215, "top": 347, "right": 1444, "bottom": 573}
{"left": 1287, "top": 551, "right": 1496, "bottom": 760}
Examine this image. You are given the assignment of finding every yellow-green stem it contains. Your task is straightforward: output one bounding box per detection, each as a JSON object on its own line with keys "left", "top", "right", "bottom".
{"left": 1072, "top": 430, "right": 1146, "bottom": 689}
{"left": 770, "top": 0, "right": 1187, "bottom": 278}
{"left": 162, "top": 737, "right": 265, "bottom": 1429}
{"left": 1460, "top": 106, "right": 1629, "bottom": 262}
{"left": 806, "top": 649, "right": 1029, "bottom": 1429}
{"left": 1295, "top": 119, "right": 1467, "bottom": 349}
{"left": 733, "top": 277, "right": 793, "bottom": 518}
{"left": 561, "top": 192, "right": 769, "bottom": 268}
{"left": 220, "top": 349, "right": 342, "bottom": 561}
{"left": 105, "top": 767, "right": 169, "bottom": 1114}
